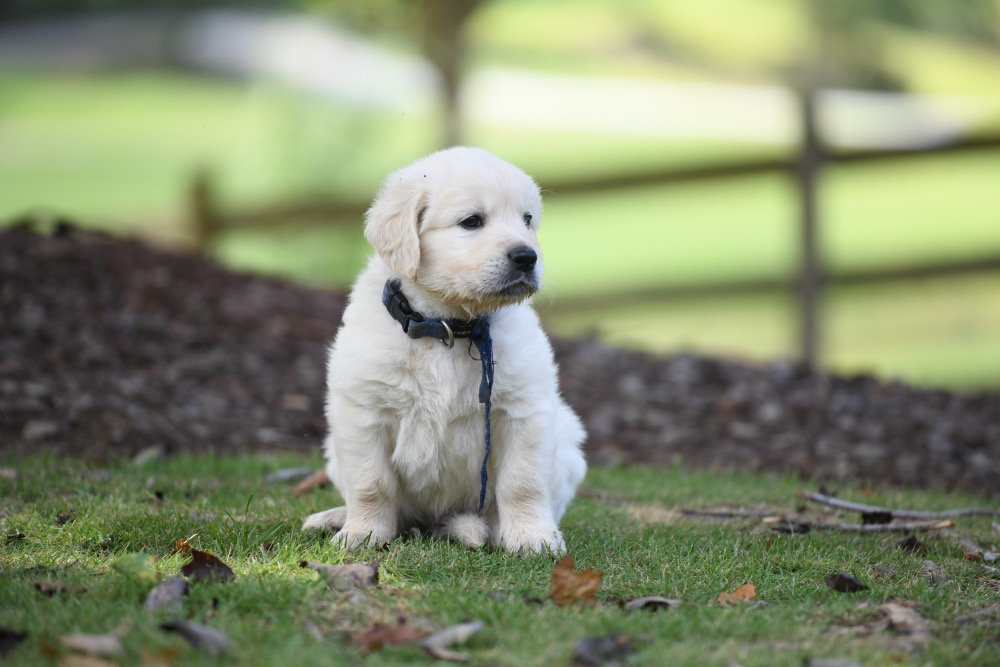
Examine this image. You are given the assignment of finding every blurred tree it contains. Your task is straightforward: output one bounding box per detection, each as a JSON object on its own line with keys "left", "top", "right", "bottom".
{"left": 805, "top": 0, "right": 998, "bottom": 90}
{"left": 309, "top": 0, "right": 485, "bottom": 146}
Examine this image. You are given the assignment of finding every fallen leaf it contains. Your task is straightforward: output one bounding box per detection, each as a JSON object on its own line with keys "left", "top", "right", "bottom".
{"left": 111, "top": 553, "right": 159, "bottom": 584}
{"left": 177, "top": 540, "right": 235, "bottom": 583}
{"left": 861, "top": 511, "right": 893, "bottom": 525}
{"left": 891, "top": 535, "right": 923, "bottom": 554}
{"left": 56, "top": 512, "right": 74, "bottom": 525}
{"left": 33, "top": 580, "right": 87, "bottom": 596}
{"left": 0, "top": 467, "right": 18, "bottom": 481}
{"left": 300, "top": 559, "right": 378, "bottom": 591}
{"left": 144, "top": 576, "right": 188, "bottom": 612}
{"left": 871, "top": 564, "right": 897, "bottom": 579}
{"left": 293, "top": 468, "right": 330, "bottom": 497}
{"left": 920, "top": 560, "right": 950, "bottom": 586}
{"left": 140, "top": 646, "right": 182, "bottom": 667}
{"left": 803, "top": 659, "right": 861, "bottom": 667}
{"left": 57, "top": 655, "right": 118, "bottom": 667}
{"left": 351, "top": 618, "right": 426, "bottom": 652}
{"left": 717, "top": 582, "right": 756, "bottom": 605}
{"left": 571, "top": 633, "right": 634, "bottom": 667}
{"left": 624, "top": 596, "right": 679, "bottom": 612}
{"left": 824, "top": 572, "right": 868, "bottom": 593}
{"left": 58, "top": 631, "right": 124, "bottom": 658}
{"left": 0, "top": 628, "right": 27, "bottom": 658}
{"left": 5, "top": 531, "right": 26, "bottom": 543}
{"left": 877, "top": 601, "right": 929, "bottom": 650}
{"left": 160, "top": 620, "right": 230, "bottom": 655}
{"left": 421, "top": 620, "right": 484, "bottom": 662}
{"left": 551, "top": 555, "right": 602, "bottom": 607}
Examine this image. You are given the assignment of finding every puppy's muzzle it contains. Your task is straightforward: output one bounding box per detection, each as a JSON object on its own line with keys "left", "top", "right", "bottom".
{"left": 495, "top": 245, "right": 540, "bottom": 299}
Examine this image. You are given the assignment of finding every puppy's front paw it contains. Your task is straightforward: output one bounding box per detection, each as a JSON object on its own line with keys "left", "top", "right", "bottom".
{"left": 333, "top": 521, "right": 397, "bottom": 550}
{"left": 433, "top": 513, "right": 489, "bottom": 548}
{"left": 302, "top": 507, "right": 347, "bottom": 532}
{"left": 499, "top": 524, "right": 566, "bottom": 556}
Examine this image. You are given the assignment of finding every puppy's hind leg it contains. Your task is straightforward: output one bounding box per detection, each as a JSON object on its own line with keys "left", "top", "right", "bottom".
{"left": 433, "top": 512, "right": 489, "bottom": 548}
{"left": 302, "top": 506, "right": 347, "bottom": 533}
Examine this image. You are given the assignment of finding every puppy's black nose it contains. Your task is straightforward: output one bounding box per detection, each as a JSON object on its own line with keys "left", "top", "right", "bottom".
{"left": 508, "top": 246, "right": 537, "bottom": 273}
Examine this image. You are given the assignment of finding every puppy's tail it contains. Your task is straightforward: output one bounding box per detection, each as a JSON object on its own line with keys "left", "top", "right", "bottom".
{"left": 434, "top": 512, "right": 489, "bottom": 548}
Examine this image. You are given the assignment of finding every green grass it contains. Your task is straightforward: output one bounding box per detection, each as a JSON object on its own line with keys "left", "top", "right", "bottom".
{"left": 2, "top": 453, "right": 999, "bottom": 666}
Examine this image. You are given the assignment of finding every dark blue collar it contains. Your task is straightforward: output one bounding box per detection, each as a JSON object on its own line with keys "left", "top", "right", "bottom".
{"left": 381, "top": 279, "right": 485, "bottom": 349}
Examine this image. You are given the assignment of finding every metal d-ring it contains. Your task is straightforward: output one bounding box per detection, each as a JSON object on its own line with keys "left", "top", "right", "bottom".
{"left": 439, "top": 320, "right": 455, "bottom": 348}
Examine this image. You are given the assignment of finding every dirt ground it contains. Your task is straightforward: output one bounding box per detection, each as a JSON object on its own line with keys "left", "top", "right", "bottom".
{"left": 2, "top": 224, "right": 998, "bottom": 497}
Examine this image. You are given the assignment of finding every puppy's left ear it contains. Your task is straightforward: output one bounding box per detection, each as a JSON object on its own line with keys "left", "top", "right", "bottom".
{"left": 364, "top": 176, "right": 426, "bottom": 281}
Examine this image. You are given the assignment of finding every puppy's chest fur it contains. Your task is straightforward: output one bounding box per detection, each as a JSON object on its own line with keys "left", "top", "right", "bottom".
{"left": 381, "top": 337, "right": 505, "bottom": 496}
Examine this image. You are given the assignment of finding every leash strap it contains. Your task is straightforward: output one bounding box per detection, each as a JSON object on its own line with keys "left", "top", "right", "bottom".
{"left": 469, "top": 317, "right": 494, "bottom": 513}
{"left": 381, "top": 279, "right": 495, "bottom": 513}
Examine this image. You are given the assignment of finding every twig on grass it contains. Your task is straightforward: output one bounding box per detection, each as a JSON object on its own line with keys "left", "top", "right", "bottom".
{"left": 680, "top": 507, "right": 779, "bottom": 519}
{"left": 804, "top": 519, "right": 955, "bottom": 533}
{"left": 797, "top": 491, "right": 1000, "bottom": 519}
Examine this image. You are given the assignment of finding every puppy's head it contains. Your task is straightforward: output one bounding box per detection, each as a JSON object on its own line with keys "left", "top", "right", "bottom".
{"left": 364, "top": 147, "right": 543, "bottom": 315}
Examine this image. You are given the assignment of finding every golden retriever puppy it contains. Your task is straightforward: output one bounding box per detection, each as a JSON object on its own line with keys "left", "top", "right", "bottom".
{"left": 302, "top": 147, "right": 586, "bottom": 554}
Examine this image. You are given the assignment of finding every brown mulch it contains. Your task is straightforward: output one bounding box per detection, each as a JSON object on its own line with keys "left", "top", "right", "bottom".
{"left": 2, "top": 224, "right": 998, "bottom": 496}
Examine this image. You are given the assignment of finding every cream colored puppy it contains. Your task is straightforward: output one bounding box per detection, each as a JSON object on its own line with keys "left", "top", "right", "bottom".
{"left": 302, "top": 147, "right": 586, "bottom": 554}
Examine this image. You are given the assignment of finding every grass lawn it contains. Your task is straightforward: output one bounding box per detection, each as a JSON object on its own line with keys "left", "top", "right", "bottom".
{"left": 2, "top": 453, "right": 999, "bottom": 666}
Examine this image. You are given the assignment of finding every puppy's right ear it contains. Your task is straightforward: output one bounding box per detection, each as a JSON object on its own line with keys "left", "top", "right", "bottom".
{"left": 364, "top": 176, "right": 425, "bottom": 281}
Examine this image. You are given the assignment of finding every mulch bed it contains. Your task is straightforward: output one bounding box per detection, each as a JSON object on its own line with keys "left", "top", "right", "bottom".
{"left": 2, "top": 224, "right": 998, "bottom": 496}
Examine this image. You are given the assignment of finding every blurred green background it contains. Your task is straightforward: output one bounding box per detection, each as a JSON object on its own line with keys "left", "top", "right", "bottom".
{"left": 3, "top": 0, "right": 1000, "bottom": 388}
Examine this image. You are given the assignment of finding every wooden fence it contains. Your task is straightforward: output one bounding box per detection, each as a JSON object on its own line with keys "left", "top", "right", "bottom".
{"left": 189, "top": 93, "right": 1000, "bottom": 370}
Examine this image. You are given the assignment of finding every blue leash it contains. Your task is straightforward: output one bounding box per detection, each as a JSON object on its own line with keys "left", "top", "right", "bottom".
{"left": 469, "top": 317, "right": 494, "bottom": 513}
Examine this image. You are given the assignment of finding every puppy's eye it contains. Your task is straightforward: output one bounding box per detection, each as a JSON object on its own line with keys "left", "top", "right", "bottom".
{"left": 458, "top": 214, "right": 484, "bottom": 230}
{"left": 523, "top": 213, "right": 533, "bottom": 226}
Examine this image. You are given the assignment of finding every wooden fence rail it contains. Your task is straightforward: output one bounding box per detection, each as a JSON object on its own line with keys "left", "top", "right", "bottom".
{"left": 190, "top": 93, "right": 1000, "bottom": 369}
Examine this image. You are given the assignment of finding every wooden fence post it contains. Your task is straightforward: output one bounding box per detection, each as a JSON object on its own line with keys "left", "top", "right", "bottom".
{"left": 797, "top": 90, "right": 823, "bottom": 371}
{"left": 188, "top": 167, "right": 222, "bottom": 250}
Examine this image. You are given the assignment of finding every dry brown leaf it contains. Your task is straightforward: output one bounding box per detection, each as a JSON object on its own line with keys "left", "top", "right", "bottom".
{"left": 717, "top": 582, "right": 756, "bottom": 605}
{"left": 140, "top": 646, "right": 182, "bottom": 667}
{"left": 58, "top": 632, "right": 124, "bottom": 658}
{"left": 300, "top": 560, "right": 378, "bottom": 591}
{"left": 551, "top": 555, "right": 603, "bottom": 607}
{"left": 351, "top": 619, "right": 426, "bottom": 652}
{"left": 175, "top": 538, "right": 234, "bottom": 583}
{"left": 160, "top": 620, "right": 231, "bottom": 655}
{"left": 57, "top": 655, "right": 118, "bottom": 667}
{"left": 293, "top": 468, "right": 330, "bottom": 497}
{"left": 421, "top": 621, "right": 484, "bottom": 662}
{"left": 824, "top": 572, "right": 868, "bottom": 593}
{"left": 877, "top": 601, "right": 929, "bottom": 651}
{"left": 33, "top": 580, "right": 87, "bottom": 596}
{"left": 572, "top": 634, "right": 635, "bottom": 666}
{"left": 144, "top": 576, "right": 188, "bottom": 612}
{"left": 624, "top": 595, "right": 679, "bottom": 612}
{"left": 0, "top": 628, "right": 27, "bottom": 658}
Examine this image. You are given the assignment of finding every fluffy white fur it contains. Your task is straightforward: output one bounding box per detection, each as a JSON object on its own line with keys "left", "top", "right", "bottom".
{"left": 302, "top": 147, "right": 587, "bottom": 554}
